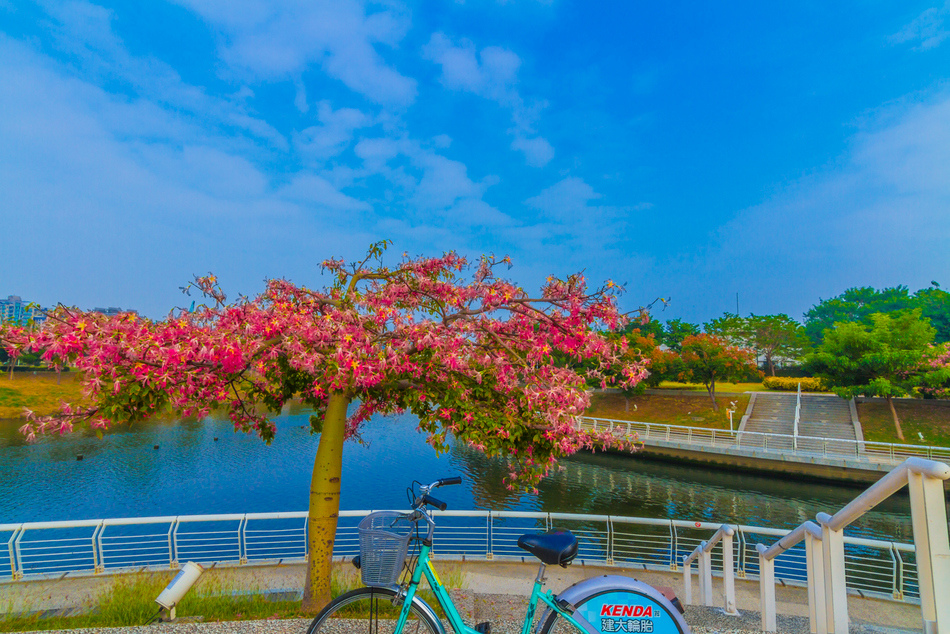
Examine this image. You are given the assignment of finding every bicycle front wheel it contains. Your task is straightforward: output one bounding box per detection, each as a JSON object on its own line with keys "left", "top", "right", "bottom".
{"left": 307, "top": 587, "right": 443, "bottom": 634}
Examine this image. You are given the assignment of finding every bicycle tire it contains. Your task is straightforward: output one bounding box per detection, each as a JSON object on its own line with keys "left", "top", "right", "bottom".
{"left": 538, "top": 588, "right": 688, "bottom": 634}
{"left": 307, "top": 587, "right": 443, "bottom": 634}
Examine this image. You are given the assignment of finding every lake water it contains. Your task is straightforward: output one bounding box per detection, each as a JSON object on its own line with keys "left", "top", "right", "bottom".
{"left": 0, "top": 407, "right": 915, "bottom": 542}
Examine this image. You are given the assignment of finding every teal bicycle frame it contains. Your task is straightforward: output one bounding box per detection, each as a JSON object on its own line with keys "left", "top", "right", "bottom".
{"left": 395, "top": 540, "right": 590, "bottom": 634}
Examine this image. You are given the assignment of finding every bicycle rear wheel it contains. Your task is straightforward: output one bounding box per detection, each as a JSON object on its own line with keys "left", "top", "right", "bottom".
{"left": 307, "top": 587, "right": 443, "bottom": 634}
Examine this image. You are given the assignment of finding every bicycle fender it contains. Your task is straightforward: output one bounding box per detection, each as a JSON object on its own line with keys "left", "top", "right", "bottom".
{"left": 410, "top": 595, "right": 449, "bottom": 634}
{"left": 537, "top": 575, "right": 690, "bottom": 634}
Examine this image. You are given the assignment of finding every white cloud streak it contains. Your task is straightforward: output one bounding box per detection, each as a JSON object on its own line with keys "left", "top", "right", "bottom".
{"left": 174, "top": 0, "right": 418, "bottom": 107}
{"left": 890, "top": 1, "right": 950, "bottom": 50}
{"left": 423, "top": 32, "right": 554, "bottom": 167}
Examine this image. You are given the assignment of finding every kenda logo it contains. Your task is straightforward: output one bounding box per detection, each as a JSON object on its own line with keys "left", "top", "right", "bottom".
{"left": 600, "top": 605, "right": 653, "bottom": 617}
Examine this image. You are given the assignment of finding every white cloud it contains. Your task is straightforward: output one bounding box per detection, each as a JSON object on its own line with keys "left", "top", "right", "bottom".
{"left": 38, "top": 0, "right": 287, "bottom": 149}
{"left": 410, "top": 151, "right": 484, "bottom": 210}
{"left": 277, "top": 174, "right": 372, "bottom": 211}
{"left": 667, "top": 90, "right": 950, "bottom": 320}
{"left": 423, "top": 31, "right": 554, "bottom": 167}
{"left": 0, "top": 35, "right": 384, "bottom": 316}
{"left": 525, "top": 177, "right": 601, "bottom": 219}
{"left": 294, "top": 101, "right": 373, "bottom": 162}
{"left": 175, "top": 0, "right": 417, "bottom": 106}
{"left": 890, "top": 2, "right": 950, "bottom": 50}
{"left": 511, "top": 135, "right": 554, "bottom": 168}
{"left": 294, "top": 79, "right": 309, "bottom": 113}
{"left": 423, "top": 33, "right": 520, "bottom": 103}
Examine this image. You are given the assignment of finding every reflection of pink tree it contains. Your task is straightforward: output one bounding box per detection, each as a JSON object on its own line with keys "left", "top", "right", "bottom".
{"left": 1, "top": 243, "right": 646, "bottom": 612}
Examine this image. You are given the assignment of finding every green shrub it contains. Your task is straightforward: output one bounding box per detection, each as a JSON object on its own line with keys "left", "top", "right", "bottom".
{"left": 763, "top": 376, "right": 829, "bottom": 392}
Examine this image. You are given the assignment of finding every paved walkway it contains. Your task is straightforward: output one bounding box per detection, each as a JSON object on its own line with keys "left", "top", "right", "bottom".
{"left": 0, "top": 561, "right": 924, "bottom": 632}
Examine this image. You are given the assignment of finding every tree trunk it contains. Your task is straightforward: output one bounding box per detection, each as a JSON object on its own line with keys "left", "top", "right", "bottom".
{"left": 766, "top": 353, "right": 775, "bottom": 377}
{"left": 301, "top": 391, "right": 351, "bottom": 614}
{"left": 706, "top": 380, "right": 719, "bottom": 411}
{"left": 886, "top": 395, "right": 905, "bottom": 442}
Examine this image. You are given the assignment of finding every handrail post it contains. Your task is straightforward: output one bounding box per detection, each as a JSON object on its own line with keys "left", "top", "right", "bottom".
{"left": 7, "top": 527, "right": 21, "bottom": 580}
{"left": 757, "top": 544, "right": 776, "bottom": 633}
{"left": 92, "top": 522, "right": 104, "bottom": 573}
{"left": 722, "top": 529, "right": 738, "bottom": 615}
{"left": 794, "top": 382, "right": 801, "bottom": 452}
{"left": 892, "top": 545, "right": 904, "bottom": 600}
{"left": 238, "top": 515, "right": 248, "bottom": 564}
{"left": 170, "top": 518, "right": 180, "bottom": 568}
{"left": 907, "top": 469, "right": 950, "bottom": 634}
{"left": 817, "top": 512, "right": 848, "bottom": 634}
{"left": 700, "top": 542, "right": 713, "bottom": 607}
{"left": 682, "top": 555, "right": 692, "bottom": 605}
{"left": 805, "top": 530, "right": 827, "bottom": 634}
{"left": 606, "top": 516, "right": 614, "bottom": 565}
{"left": 669, "top": 522, "right": 678, "bottom": 570}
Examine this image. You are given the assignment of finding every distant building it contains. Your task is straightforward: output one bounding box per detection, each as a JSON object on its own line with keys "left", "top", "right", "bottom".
{"left": 92, "top": 307, "right": 139, "bottom": 317}
{"left": 0, "top": 295, "right": 48, "bottom": 327}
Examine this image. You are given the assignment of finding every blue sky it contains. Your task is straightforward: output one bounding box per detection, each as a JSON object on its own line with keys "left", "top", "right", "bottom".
{"left": 1, "top": 0, "right": 949, "bottom": 324}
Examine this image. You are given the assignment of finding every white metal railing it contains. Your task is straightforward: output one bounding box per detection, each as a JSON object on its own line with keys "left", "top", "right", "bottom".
{"left": 0, "top": 510, "right": 924, "bottom": 610}
{"left": 753, "top": 458, "right": 950, "bottom": 634}
{"left": 682, "top": 523, "right": 738, "bottom": 615}
{"left": 579, "top": 416, "right": 950, "bottom": 464}
{"left": 793, "top": 383, "right": 802, "bottom": 451}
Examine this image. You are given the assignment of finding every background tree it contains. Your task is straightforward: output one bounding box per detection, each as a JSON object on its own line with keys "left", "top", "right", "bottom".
{"left": 706, "top": 313, "right": 809, "bottom": 375}
{"left": 801, "top": 284, "right": 950, "bottom": 346}
{"left": 805, "top": 310, "right": 936, "bottom": 440}
{"left": 662, "top": 318, "right": 700, "bottom": 351}
{"left": 915, "top": 282, "right": 950, "bottom": 344}
{"left": 803, "top": 286, "right": 913, "bottom": 345}
{"left": 678, "top": 334, "right": 759, "bottom": 411}
{"left": 1, "top": 244, "right": 646, "bottom": 612}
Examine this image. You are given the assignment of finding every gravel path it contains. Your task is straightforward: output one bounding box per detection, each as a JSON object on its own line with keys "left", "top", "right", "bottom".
{"left": 16, "top": 605, "right": 919, "bottom": 634}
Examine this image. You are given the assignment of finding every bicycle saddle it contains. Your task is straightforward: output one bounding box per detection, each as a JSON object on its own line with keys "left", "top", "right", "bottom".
{"left": 517, "top": 529, "right": 578, "bottom": 567}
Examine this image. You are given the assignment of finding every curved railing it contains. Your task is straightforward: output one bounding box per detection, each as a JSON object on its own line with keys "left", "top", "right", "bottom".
{"left": 698, "top": 457, "right": 950, "bottom": 634}
{"left": 1, "top": 509, "right": 922, "bottom": 608}
{"left": 579, "top": 416, "right": 950, "bottom": 464}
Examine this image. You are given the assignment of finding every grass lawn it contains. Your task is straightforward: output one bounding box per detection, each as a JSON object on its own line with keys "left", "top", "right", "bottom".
{"left": 856, "top": 400, "right": 950, "bottom": 447}
{"left": 653, "top": 381, "right": 764, "bottom": 393}
{"left": 0, "top": 372, "right": 86, "bottom": 419}
{"left": 586, "top": 391, "right": 750, "bottom": 430}
{"left": 0, "top": 564, "right": 466, "bottom": 632}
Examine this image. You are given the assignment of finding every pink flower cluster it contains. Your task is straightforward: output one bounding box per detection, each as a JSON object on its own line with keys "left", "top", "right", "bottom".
{"left": 1, "top": 248, "right": 646, "bottom": 486}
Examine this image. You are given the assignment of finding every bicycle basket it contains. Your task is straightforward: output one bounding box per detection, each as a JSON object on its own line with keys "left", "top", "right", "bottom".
{"left": 357, "top": 511, "right": 414, "bottom": 586}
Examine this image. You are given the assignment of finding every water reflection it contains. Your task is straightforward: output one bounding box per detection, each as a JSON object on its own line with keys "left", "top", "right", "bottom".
{"left": 448, "top": 443, "right": 914, "bottom": 541}
{"left": 0, "top": 411, "right": 915, "bottom": 541}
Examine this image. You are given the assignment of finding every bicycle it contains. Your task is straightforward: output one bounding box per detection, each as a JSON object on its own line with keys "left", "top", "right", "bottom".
{"left": 307, "top": 476, "right": 691, "bottom": 634}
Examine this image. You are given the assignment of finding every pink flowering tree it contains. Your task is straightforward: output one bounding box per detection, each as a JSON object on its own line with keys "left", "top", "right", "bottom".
{"left": 1, "top": 243, "right": 646, "bottom": 611}
{"left": 919, "top": 342, "right": 950, "bottom": 400}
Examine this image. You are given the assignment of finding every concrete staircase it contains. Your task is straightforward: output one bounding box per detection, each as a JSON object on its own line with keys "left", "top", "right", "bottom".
{"left": 740, "top": 393, "right": 860, "bottom": 454}
{"left": 740, "top": 393, "right": 796, "bottom": 450}
{"left": 799, "top": 395, "right": 855, "bottom": 439}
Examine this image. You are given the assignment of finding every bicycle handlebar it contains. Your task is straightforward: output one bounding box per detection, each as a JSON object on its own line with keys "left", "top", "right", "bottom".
{"left": 421, "top": 494, "right": 447, "bottom": 512}
{"left": 436, "top": 476, "right": 462, "bottom": 487}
